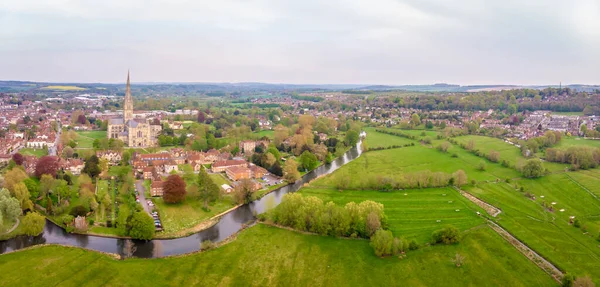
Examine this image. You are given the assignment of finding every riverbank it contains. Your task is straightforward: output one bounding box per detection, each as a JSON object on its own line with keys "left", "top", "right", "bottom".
{"left": 0, "top": 218, "right": 22, "bottom": 241}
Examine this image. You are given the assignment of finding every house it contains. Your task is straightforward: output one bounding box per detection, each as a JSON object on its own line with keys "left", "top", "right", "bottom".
{"left": 249, "top": 164, "right": 268, "bottom": 179}
{"left": 211, "top": 159, "right": 247, "bottom": 173}
{"left": 143, "top": 167, "right": 154, "bottom": 180}
{"left": 96, "top": 151, "right": 123, "bottom": 165}
{"left": 226, "top": 166, "right": 251, "bottom": 181}
{"left": 151, "top": 180, "right": 164, "bottom": 197}
{"left": 164, "top": 161, "right": 178, "bottom": 174}
{"left": 239, "top": 140, "right": 257, "bottom": 154}
{"left": 66, "top": 159, "right": 84, "bottom": 175}
{"left": 221, "top": 184, "right": 233, "bottom": 193}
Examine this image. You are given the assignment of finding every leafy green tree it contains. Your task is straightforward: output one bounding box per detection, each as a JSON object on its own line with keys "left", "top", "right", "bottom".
{"left": 13, "top": 183, "right": 33, "bottom": 212}
{"left": 128, "top": 211, "right": 155, "bottom": 240}
{"left": 410, "top": 113, "right": 421, "bottom": 128}
{"left": 370, "top": 229, "right": 394, "bottom": 257}
{"left": 0, "top": 189, "right": 22, "bottom": 222}
{"left": 344, "top": 130, "right": 359, "bottom": 147}
{"left": 432, "top": 225, "right": 460, "bottom": 244}
{"left": 562, "top": 273, "right": 575, "bottom": 287}
{"left": 283, "top": 159, "right": 301, "bottom": 183}
{"left": 233, "top": 178, "right": 254, "bottom": 205}
{"left": 83, "top": 155, "right": 101, "bottom": 178}
{"left": 522, "top": 158, "right": 544, "bottom": 178}
{"left": 197, "top": 167, "right": 219, "bottom": 209}
{"left": 298, "top": 151, "right": 319, "bottom": 171}
{"left": 22, "top": 212, "right": 46, "bottom": 236}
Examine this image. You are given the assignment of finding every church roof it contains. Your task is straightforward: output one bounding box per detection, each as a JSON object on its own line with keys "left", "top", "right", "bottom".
{"left": 110, "top": 118, "right": 124, "bottom": 125}
{"left": 127, "top": 120, "right": 140, "bottom": 128}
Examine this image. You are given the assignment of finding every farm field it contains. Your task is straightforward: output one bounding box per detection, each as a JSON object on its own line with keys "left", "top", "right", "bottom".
{"left": 300, "top": 187, "right": 486, "bottom": 243}
{"left": 18, "top": 148, "right": 48, "bottom": 157}
{"left": 464, "top": 176, "right": 600, "bottom": 282}
{"left": 75, "top": 131, "right": 107, "bottom": 148}
{"left": 452, "top": 135, "right": 568, "bottom": 172}
{"left": 0, "top": 224, "right": 556, "bottom": 286}
{"left": 363, "top": 127, "right": 415, "bottom": 148}
{"left": 565, "top": 169, "right": 600, "bottom": 197}
{"left": 41, "top": 85, "right": 86, "bottom": 91}
{"left": 556, "top": 137, "right": 600, "bottom": 148}
{"left": 312, "top": 145, "right": 520, "bottom": 188}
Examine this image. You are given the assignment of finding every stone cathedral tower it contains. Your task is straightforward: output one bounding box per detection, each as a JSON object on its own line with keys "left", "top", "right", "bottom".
{"left": 123, "top": 70, "right": 133, "bottom": 122}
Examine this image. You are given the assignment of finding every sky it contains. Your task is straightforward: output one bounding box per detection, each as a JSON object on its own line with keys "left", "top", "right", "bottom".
{"left": 0, "top": 0, "right": 599, "bottom": 85}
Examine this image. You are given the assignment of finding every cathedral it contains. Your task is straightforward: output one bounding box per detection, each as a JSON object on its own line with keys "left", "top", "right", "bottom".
{"left": 107, "top": 72, "right": 162, "bottom": 147}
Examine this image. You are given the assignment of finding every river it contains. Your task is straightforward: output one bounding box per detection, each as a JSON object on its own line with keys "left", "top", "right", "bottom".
{"left": 0, "top": 141, "right": 362, "bottom": 258}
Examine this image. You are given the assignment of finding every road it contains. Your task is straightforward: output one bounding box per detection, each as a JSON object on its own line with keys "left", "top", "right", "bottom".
{"left": 135, "top": 180, "right": 153, "bottom": 216}
{"left": 48, "top": 122, "right": 61, "bottom": 156}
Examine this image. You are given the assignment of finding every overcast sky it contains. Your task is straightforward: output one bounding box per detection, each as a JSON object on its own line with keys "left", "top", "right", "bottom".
{"left": 1, "top": 0, "right": 599, "bottom": 85}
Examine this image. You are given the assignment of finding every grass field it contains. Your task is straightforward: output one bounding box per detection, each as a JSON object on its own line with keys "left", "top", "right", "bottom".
{"left": 0, "top": 224, "right": 556, "bottom": 286}
{"left": 41, "top": 85, "right": 86, "bottom": 91}
{"left": 451, "top": 135, "right": 568, "bottom": 172}
{"left": 300, "top": 187, "right": 486, "bottom": 242}
{"left": 18, "top": 148, "right": 48, "bottom": 157}
{"left": 465, "top": 176, "right": 600, "bottom": 282}
{"left": 75, "top": 131, "right": 107, "bottom": 148}
{"left": 556, "top": 137, "right": 600, "bottom": 148}
{"left": 315, "top": 145, "right": 520, "bottom": 188}
{"left": 363, "top": 127, "right": 415, "bottom": 149}
{"left": 253, "top": 130, "right": 274, "bottom": 139}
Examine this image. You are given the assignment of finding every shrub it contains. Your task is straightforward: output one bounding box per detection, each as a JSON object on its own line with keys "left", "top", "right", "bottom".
{"left": 432, "top": 225, "right": 460, "bottom": 244}
{"left": 573, "top": 219, "right": 581, "bottom": 228}
{"left": 69, "top": 205, "right": 89, "bottom": 217}
{"left": 200, "top": 240, "right": 215, "bottom": 251}
{"left": 370, "top": 229, "right": 394, "bottom": 257}
{"left": 562, "top": 273, "right": 575, "bottom": 287}
{"left": 408, "top": 239, "right": 419, "bottom": 250}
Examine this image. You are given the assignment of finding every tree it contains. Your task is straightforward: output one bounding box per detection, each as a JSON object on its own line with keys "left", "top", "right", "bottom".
{"left": 452, "top": 170, "right": 468, "bottom": 187}
{"left": 344, "top": 130, "right": 359, "bottom": 147}
{"left": 128, "top": 211, "right": 155, "bottom": 240}
{"left": 477, "top": 160, "right": 487, "bottom": 171}
{"left": 12, "top": 153, "right": 24, "bottom": 165}
{"left": 22, "top": 212, "right": 46, "bottom": 236}
{"left": 488, "top": 150, "right": 500, "bottom": 163}
{"left": 197, "top": 111, "right": 205, "bottom": 123}
{"left": 563, "top": 273, "right": 575, "bottom": 287}
{"left": 298, "top": 151, "right": 319, "bottom": 171}
{"left": 35, "top": 156, "right": 60, "bottom": 178}
{"left": 366, "top": 211, "right": 381, "bottom": 237}
{"left": 522, "top": 158, "right": 544, "bottom": 178}
{"left": 410, "top": 113, "right": 421, "bottom": 128}
{"left": 39, "top": 174, "right": 56, "bottom": 198}
{"left": 163, "top": 174, "right": 186, "bottom": 203}
{"left": 62, "top": 146, "right": 75, "bottom": 158}
{"left": 77, "top": 114, "right": 87, "bottom": 125}
{"left": 13, "top": 183, "right": 33, "bottom": 211}
{"left": 197, "top": 168, "right": 219, "bottom": 209}
{"left": 234, "top": 178, "right": 255, "bottom": 204}
{"left": 0, "top": 188, "right": 21, "bottom": 222}
{"left": 370, "top": 229, "right": 394, "bottom": 257}
{"left": 580, "top": 124, "right": 588, "bottom": 136}
{"left": 438, "top": 142, "right": 450, "bottom": 153}
{"left": 283, "top": 159, "right": 301, "bottom": 183}
{"left": 83, "top": 155, "right": 101, "bottom": 178}
{"left": 432, "top": 225, "right": 460, "bottom": 244}
{"left": 274, "top": 124, "right": 290, "bottom": 146}
{"left": 4, "top": 167, "right": 28, "bottom": 193}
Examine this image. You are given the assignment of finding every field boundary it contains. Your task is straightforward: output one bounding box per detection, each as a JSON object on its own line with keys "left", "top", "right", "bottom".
{"left": 453, "top": 187, "right": 501, "bottom": 217}
{"left": 564, "top": 173, "right": 599, "bottom": 201}
{"left": 487, "top": 221, "right": 563, "bottom": 283}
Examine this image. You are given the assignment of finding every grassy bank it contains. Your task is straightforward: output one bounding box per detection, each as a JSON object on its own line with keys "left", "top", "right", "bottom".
{"left": 0, "top": 224, "right": 556, "bottom": 286}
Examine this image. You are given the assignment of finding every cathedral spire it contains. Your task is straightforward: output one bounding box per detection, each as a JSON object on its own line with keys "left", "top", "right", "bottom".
{"left": 123, "top": 70, "right": 133, "bottom": 122}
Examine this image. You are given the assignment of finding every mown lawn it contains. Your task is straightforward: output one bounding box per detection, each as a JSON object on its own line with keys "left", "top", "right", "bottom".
{"left": 253, "top": 130, "right": 274, "bottom": 139}
{"left": 75, "top": 130, "right": 107, "bottom": 148}
{"left": 0, "top": 224, "right": 556, "bottom": 286}
{"left": 464, "top": 177, "right": 600, "bottom": 282}
{"left": 18, "top": 148, "right": 48, "bottom": 157}
{"left": 300, "top": 187, "right": 486, "bottom": 243}
{"left": 363, "top": 127, "right": 415, "bottom": 149}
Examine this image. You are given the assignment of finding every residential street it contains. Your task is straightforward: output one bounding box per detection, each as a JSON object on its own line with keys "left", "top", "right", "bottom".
{"left": 135, "top": 180, "right": 152, "bottom": 216}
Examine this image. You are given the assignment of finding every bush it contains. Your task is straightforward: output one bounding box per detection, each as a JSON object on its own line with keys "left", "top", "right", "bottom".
{"left": 61, "top": 214, "right": 74, "bottom": 226}
{"left": 69, "top": 205, "right": 89, "bottom": 217}
{"left": 370, "top": 229, "right": 394, "bottom": 257}
{"left": 128, "top": 211, "right": 155, "bottom": 240}
{"left": 573, "top": 219, "right": 581, "bottom": 228}
{"left": 200, "top": 240, "right": 215, "bottom": 251}
{"left": 408, "top": 239, "right": 419, "bottom": 250}
{"left": 432, "top": 225, "right": 460, "bottom": 244}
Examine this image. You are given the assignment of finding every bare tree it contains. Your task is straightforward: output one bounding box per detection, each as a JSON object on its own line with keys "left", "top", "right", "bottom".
{"left": 452, "top": 253, "right": 465, "bottom": 267}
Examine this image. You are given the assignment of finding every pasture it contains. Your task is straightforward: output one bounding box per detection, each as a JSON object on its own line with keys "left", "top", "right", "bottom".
{"left": 0, "top": 224, "right": 556, "bottom": 286}
{"left": 300, "top": 187, "right": 486, "bottom": 242}
{"left": 363, "top": 127, "right": 415, "bottom": 149}
{"left": 75, "top": 131, "right": 107, "bottom": 148}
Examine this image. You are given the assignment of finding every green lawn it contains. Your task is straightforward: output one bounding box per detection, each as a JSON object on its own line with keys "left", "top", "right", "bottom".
{"left": 464, "top": 176, "right": 600, "bottom": 282}
{"left": 153, "top": 195, "right": 235, "bottom": 237}
{"left": 363, "top": 127, "right": 415, "bottom": 149}
{"left": 300, "top": 187, "right": 486, "bottom": 243}
{"left": 75, "top": 131, "right": 107, "bottom": 148}
{"left": 18, "top": 148, "right": 48, "bottom": 157}
{"left": 556, "top": 137, "right": 600, "bottom": 149}
{"left": 253, "top": 130, "right": 274, "bottom": 139}
{"left": 0, "top": 224, "right": 556, "bottom": 286}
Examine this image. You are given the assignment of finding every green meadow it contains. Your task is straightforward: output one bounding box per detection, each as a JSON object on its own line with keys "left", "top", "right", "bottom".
{"left": 0, "top": 224, "right": 556, "bottom": 286}
{"left": 363, "top": 127, "right": 415, "bottom": 149}
{"left": 75, "top": 130, "right": 107, "bottom": 148}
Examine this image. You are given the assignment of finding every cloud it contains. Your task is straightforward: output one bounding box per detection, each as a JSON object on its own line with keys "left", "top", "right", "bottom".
{"left": 0, "top": 0, "right": 598, "bottom": 85}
